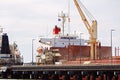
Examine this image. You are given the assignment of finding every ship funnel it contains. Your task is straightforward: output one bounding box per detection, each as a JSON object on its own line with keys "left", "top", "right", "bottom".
{"left": 1, "top": 33, "right": 11, "bottom": 54}
{"left": 53, "top": 25, "right": 61, "bottom": 35}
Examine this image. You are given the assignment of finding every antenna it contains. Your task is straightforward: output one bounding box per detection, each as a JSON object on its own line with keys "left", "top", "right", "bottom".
{"left": 0, "top": 26, "right": 3, "bottom": 34}
{"left": 68, "top": 0, "right": 71, "bottom": 35}
{"left": 58, "top": 11, "right": 68, "bottom": 35}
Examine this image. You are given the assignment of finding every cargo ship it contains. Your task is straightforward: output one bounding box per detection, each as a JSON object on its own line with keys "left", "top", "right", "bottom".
{"left": 0, "top": 0, "right": 120, "bottom": 79}
{"left": 0, "top": 28, "right": 23, "bottom": 66}
{"left": 36, "top": 11, "right": 111, "bottom": 65}
{"left": 36, "top": 0, "right": 116, "bottom": 65}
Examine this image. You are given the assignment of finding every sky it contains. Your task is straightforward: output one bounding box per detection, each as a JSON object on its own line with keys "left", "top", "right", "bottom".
{"left": 0, "top": 0, "right": 120, "bottom": 62}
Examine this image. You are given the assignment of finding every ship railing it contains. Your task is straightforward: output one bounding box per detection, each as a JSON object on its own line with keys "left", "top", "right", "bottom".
{"left": 0, "top": 57, "right": 23, "bottom": 66}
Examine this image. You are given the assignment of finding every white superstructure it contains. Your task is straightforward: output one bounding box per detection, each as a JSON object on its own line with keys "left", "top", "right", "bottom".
{"left": 39, "top": 35, "right": 88, "bottom": 47}
{"left": 39, "top": 12, "right": 88, "bottom": 48}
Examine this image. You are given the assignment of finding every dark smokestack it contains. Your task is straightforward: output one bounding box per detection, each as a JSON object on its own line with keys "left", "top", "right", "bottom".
{"left": 1, "top": 33, "right": 11, "bottom": 54}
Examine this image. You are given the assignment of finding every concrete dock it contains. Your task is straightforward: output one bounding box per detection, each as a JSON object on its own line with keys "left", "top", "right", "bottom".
{"left": 0, "top": 64, "right": 120, "bottom": 79}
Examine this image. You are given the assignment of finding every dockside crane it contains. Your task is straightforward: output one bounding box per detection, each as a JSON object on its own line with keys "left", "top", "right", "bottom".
{"left": 73, "top": 0, "right": 98, "bottom": 59}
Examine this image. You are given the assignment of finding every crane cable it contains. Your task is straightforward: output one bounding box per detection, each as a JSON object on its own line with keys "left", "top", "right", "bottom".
{"left": 78, "top": 0, "right": 95, "bottom": 24}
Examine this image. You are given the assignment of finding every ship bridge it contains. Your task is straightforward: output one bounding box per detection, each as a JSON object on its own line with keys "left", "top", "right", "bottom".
{"left": 39, "top": 35, "right": 88, "bottom": 48}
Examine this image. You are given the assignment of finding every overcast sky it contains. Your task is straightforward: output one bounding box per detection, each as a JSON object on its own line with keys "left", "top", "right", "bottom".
{"left": 0, "top": 0, "right": 120, "bottom": 62}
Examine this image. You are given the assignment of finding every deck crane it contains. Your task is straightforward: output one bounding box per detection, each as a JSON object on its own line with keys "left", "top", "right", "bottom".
{"left": 73, "top": 0, "right": 98, "bottom": 59}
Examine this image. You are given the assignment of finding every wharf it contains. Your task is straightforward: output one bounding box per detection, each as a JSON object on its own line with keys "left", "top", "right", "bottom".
{"left": 1, "top": 64, "right": 120, "bottom": 79}
{"left": 11, "top": 64, "right": 120, "bottom": 71}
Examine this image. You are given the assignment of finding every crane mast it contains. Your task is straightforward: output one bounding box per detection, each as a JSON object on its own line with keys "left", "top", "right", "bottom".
{"left": 73, "top": 0, "right": 98, "bottom": 59}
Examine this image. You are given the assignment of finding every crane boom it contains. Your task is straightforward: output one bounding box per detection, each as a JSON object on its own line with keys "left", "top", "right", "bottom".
{"left": 73, "top": 0, "right": 98, "bottom": 59}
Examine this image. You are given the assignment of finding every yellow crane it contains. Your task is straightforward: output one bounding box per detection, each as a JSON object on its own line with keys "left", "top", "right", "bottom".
{"left": 73, "top": 0, "right": 98, "bottom": 59}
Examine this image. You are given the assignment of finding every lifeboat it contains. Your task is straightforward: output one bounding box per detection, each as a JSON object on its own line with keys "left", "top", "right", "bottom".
{"left": 37, "top": 47, "right": 43, "bottom": 54}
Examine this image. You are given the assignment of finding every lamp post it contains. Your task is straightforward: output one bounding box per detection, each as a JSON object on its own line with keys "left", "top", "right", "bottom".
{"left": 68, "top": 36, "right": 70, "bottom": 61}
{"left": 32, "top": 39, "right": 35, "bottom": 65}
{"left": 110, "top": 29, "right": 115, "bottom": 64}
{"left": 80, "top": 33, "right": 83, "bottom": 64}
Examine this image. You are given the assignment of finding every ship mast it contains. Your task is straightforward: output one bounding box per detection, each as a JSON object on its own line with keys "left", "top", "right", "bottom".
{"left": 58, "top": 11, "right": 69, "bottom": 35}
{"left": 0, "top": 26, "right": 3, "bottom": 34}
